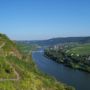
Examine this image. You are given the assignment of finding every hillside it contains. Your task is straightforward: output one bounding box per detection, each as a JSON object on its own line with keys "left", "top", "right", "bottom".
{"left": 19, "top": 37, "right": 90, "bottom": 46}
{"left": 0, "top": 33, "right": 22, "bottom": 59}
{"left": 0, "top": 33, "right": 75, "bottom": 90}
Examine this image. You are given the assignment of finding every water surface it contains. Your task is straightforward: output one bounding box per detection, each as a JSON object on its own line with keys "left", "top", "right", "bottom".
{"left": 32, "top": 50, "right": 90, "bottom": 90}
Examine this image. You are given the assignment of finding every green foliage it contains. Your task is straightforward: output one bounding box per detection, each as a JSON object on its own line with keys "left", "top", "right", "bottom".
{"left": 45, "top": 43, "right": 90, "bottom": 73}
{"left": 0, "top": 57, "right": 16, "bottom": 79}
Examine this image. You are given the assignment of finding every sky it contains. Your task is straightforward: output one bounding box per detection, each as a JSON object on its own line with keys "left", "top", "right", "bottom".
{"left": 0, "top": 0, "right": 90, "bottom": 40}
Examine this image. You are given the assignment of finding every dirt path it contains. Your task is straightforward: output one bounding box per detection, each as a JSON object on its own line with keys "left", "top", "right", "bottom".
{"left": 0, "top": 61, "right": 20, "bottom": 82}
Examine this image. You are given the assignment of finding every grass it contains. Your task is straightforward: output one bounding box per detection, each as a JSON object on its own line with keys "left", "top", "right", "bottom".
{"left": 68, "top": 44, "right": 90, "bottom": 55}
{"left": 0, "top": 57, "right": 16, "bottom": 79}
{"left": 16, "top": 43, "right": 37, "bottom": 55}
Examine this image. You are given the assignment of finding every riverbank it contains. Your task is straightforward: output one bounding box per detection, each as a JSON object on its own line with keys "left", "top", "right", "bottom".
{"left": 32, "top": 51, "right": 90, "bottom": 90}
{"left": 16, "top": 42, "right": 75, "bottom": 90}
{"left": 44, "top": 48, "right": 90, "bottom": 73}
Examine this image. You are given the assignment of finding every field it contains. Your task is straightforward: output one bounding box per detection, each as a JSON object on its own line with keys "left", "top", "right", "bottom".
{"left": 68, "top": 43, "right": 90, "bottom": 55}
{"left": 16, "top": 43, "right": 37, "bottom": 55}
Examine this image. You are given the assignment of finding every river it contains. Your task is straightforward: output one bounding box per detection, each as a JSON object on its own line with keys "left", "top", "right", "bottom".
{"left": 32, "top": 50, "right": 90, "bottom": 90}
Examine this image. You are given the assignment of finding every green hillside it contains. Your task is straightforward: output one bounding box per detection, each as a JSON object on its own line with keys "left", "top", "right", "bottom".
{"left": 0, "top": 33, "right": 22, "bottom": 59}
{"left": 68, "top": 44, "right": 90, "bottom": 55}
{"left": 0, "top": 33, "right": 75, "bottom": 90}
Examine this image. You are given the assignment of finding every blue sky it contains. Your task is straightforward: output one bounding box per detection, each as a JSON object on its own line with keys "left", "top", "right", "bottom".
{"left": 0, "top": 0, "right": 90, "bottom": 40}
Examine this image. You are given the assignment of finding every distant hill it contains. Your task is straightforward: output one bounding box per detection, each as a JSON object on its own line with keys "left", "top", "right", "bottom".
{"left": 16, "top": 37, "right": 90, "bottom": 46}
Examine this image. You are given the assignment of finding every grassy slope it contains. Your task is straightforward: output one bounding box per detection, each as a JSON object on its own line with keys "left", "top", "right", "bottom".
{"left": 0, "top": 34, "right": 75, "bottom": 90}
{"left": 0, "top": 57, "right": 16, "bottom": 79}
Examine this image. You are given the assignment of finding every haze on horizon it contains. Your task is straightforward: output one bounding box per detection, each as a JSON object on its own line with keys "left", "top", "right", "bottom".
{"left": 0, "top": 0, "right": 90, "bottom": 40}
